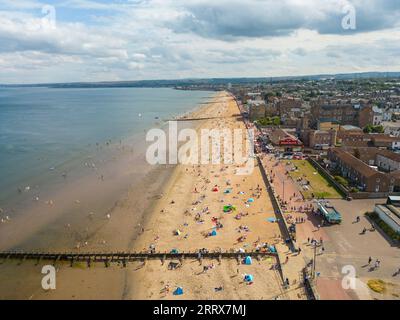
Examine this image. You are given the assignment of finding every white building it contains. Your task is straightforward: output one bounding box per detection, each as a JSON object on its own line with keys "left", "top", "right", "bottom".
{"left": 372, "top": 106, "right": 383, "bottom": 126}
{"left": 375, "top": 203, "right": 400, "bottom": 234}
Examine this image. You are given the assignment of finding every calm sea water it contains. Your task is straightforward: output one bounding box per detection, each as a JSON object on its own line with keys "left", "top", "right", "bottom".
{"left": 0, "top": 87, "right": 214, "bottom": 205}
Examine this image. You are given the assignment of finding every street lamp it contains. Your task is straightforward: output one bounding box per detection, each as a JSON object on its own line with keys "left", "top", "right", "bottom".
{"left": 312, "top": 241, "right": 317, "bottom": 279}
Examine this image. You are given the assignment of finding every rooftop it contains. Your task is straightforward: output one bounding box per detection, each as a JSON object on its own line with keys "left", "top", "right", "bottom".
{"left": 376, "top": 204, "right": 400, "bottom": 228}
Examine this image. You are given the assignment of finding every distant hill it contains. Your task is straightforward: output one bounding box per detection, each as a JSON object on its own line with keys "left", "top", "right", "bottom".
{"left": 1, "top": 71, "right": 400, "bottom": 88}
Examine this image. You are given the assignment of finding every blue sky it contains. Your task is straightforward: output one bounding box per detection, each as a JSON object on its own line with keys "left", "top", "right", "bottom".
{"left": 0, "top": 0, "right": 399, "bottom": 83}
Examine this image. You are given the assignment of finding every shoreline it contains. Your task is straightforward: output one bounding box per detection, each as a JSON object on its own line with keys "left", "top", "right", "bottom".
{"left": 0, "top": 91, "right": 218, "bottom": 253}
{"left": 0, "top": 92, "right": 290, "bottom": 300}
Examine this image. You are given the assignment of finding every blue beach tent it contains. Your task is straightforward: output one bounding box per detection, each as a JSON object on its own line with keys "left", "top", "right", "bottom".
{"left": 244, "top": 256, "right": 252, "bottom": 265}
{"left": 268, "top": 245, "right": 277, "bottom": 253}
{"left": 244, "top": 274, "right": 254, "bottom": 282}
{"left": 174, "top": 287, "right": 184, "bottom": 295}
{"left": 211, "top": 229, "right": 217, "bottom": 236}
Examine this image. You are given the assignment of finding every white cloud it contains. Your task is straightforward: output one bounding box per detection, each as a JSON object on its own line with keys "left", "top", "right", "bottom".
{"left": 0, "top": 0, "right": 399, "bottom": 83}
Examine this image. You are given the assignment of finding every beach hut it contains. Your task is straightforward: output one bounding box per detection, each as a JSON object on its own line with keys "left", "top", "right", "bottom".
{"left": 173, "top": 287, "right": 184, "bottom": 295}
{"left": 244, "top": 274, "right": 254, "bottom": 282}
{"left": 244, "top": 256, "right": 252, "bottom": 265}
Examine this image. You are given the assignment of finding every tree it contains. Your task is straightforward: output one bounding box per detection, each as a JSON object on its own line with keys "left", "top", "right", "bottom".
{"left": 363, "top": 124, "right": 373, "bottom": 133}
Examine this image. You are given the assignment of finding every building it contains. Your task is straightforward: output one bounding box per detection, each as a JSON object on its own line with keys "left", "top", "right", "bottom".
{"left": 305, "top": 130, "right": 337, "bottom": 149}
{"left": 370, "top": 134, "right": 400, "bottom": 148}
{"left": 267, "top": 128, "right": 303, "bottom": 152}
{"left": 328, "top": 148, "right": 400, "bottom": 193}
{"left": 277, "top": 97, "right": 302, "bottom": 117}
{"left": 311, "top": 99, "right": 361, "bottom": 127}
{"left": 359, "top": 105, "right": 383, "bottom": 128}
{"left": 376, "top": 149, "right": 400, "bottom": 172}
{"left": 374, "top": 199, "right": 400, "bottom": 234}
{"left": 317, "top": 119, "right": 340, "bottom": 131}
{"left": 248, "top": 100, "right": 266, "bottom": 121}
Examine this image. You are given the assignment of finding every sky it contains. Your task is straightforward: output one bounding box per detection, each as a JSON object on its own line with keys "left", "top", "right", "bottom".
{"left": 0, "top": 0, "right": 399, "bottom": 84}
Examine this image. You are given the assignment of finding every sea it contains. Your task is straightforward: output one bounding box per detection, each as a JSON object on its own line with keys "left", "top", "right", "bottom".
{"left": 0, "top": 87, "right": 214, "bottom": 218}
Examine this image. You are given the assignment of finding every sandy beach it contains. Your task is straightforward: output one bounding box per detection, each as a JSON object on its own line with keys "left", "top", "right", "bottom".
{"left": 0, "top": 92, "right": 295, "bottom": 300}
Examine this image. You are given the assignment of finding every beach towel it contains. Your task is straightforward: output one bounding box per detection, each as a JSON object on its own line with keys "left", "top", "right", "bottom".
{"left": 223, "top": 205, "right": 236, "bottom": 213}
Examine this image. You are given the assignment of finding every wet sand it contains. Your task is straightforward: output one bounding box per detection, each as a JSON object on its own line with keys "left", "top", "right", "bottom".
{"left": 0, "top": 92, "right": 291, "bottom": 300}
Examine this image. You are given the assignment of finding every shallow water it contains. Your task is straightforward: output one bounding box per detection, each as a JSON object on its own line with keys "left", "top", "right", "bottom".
{"left": 0, "top": 87, "right": 213, "bottom": 207}
{"left": 0, "top": 87, "right": 215, "bottom": 251}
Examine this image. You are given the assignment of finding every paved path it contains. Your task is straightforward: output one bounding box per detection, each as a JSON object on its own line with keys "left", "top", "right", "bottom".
{"left": 260, "top": 153, "right": 400, "bottom": 299}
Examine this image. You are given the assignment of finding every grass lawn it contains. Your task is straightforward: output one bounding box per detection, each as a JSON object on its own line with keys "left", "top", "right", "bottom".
{"left": 285, "top": 160, "right": 342, "bottom": 199}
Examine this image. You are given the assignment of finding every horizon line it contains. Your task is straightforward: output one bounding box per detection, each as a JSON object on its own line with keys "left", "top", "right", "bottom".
{"left": 1, "top": 70, "right": 400, "bottom": 87}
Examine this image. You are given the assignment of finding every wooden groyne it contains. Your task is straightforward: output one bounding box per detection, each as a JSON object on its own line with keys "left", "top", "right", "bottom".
{"left": 0, "top": 250, "right": 277, "bottom": 266}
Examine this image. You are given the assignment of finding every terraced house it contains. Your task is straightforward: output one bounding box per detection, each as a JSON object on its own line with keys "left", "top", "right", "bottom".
{"left": 328, "top": 148, "right": 400, "bottom": 193}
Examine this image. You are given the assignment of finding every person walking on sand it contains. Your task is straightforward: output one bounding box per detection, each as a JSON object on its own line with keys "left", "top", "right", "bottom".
{"left": 368, "top": 256, "right": 372, "bottom": 265}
